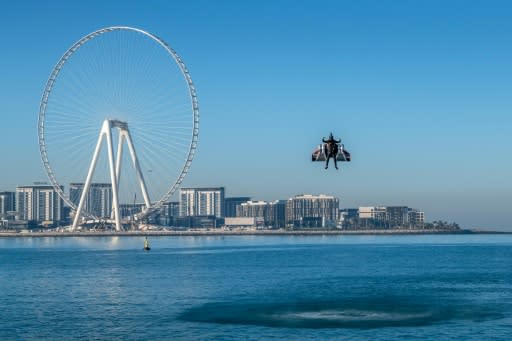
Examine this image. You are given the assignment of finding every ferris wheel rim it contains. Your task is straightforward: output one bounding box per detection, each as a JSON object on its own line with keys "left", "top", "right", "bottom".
{"left": 37, "top": 26, "right": 199, "bottom": 219}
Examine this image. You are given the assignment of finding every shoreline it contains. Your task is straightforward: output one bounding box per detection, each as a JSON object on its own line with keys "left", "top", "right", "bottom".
{"left": 0, "top": 228, "right": 507, "bottom": 238}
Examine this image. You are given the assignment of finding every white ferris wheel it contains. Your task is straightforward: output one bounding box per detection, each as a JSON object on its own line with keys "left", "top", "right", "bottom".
{"left": 38, "top": 26, "right": 199, "bottom": 231}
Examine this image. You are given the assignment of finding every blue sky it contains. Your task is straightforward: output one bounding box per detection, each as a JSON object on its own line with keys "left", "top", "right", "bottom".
{"left": 0, "top": 0, "right": 511, "bottom": 229}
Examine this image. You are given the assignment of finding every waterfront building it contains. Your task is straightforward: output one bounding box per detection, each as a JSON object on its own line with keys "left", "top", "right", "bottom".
{"left": 339, "top": 208, "right": 359, "bottom": 228}
{"left": 175, "top": 215, "right": 223, "bottom": 228}
{"left": 163, "top": 201, "right": 180, "bottom": 217}
{"left": 69, "top": 183, "right": 112, "bottom": 218}
{"left": 358, "top": 206, "right": 386, "bottom": 228}
{"left": 224, "top": 197, "right": 251, "bottom": 217}
{"left": 359, "top": 206, "right": 387, "bottom": 220}
{"left": 386, "top": 206, "right": 410, "bottom": 228}
{"left": 408, "top": 208, "right": 425, "bottom": 228}
{"left": 358, "top": 206, "right": 425, "bottom": 228}
{"left": 236, "top": 200, "right": 286, "bottom": 228}
{"left": 237, "top": 200, "right": 267, "bottom": 223}
{"left": 340, "top": 208, "right": 358, "bottom": 220}
{"left": 236, "top": 200, "right": 267, "bottom": 227}
{"left": 158, "top": 201, "right": 180, "bottom": 226}
{"left": 15, "top": 185, "right": 63, "bottom": 226}
{"left": 271, "top": 200, "right": 287, "bottom": 228}
{"left": 120, "top": 203, "right": 145, "bottom": 219}
{"left": 179, "top": 187, "right": 225, "bottom": 218}
{"left": 286, "top": 194, "right": 339, "bottom": 228}
{"left": 0, "top": 191, "right": 15, "bottom": 219}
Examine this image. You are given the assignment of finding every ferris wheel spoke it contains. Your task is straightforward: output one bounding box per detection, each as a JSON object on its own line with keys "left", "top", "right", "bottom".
{"left": 134, "top": 130, "right": 192, "bottom": 153}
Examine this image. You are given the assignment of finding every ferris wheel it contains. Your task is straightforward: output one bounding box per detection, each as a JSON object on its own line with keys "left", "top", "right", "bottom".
{"left": 38, "top": 26, "right": 199, "bottom": 231}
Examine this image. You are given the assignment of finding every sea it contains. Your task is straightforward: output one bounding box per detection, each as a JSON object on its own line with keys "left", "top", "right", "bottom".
{"left": 0, "top": 234, "right": 511, "bottom": 340}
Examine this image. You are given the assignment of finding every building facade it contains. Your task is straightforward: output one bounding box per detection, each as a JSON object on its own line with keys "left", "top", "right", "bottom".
{"left": 164, "top": 201, "right": 180, "bottom": 218}
{"left": 69, "top": 183, "right": 112, "bottom": 218}
{"left": 408, "top": 209, "right": 425, "bottom": 228}
{"left": 179, "top": 187, "right": 225, "bottom": 218}
{"left": 15, "top": 185, "right": 64, "bottom": 225}
{"left": 237, "top": 201, "right": 267, "bottom": 220}
{"left": 120, "top": 203, "right": 145, "bottom": 219}
{"left": 0, "top": 191, "right": 16, "bottom": 219}
{"left": 358, "top": 206, "right": 425, "bottom": 228}
{"left": 286, "top": 194, "right": 339, "bottom": 228}
{"left": 236, "top": 200, "right": 286, "bottom": 228}
{"left": 339, "top": 208, "right": 358, "bottom": 228}
{"left": 271, "top": 200, "right": 287, "bottom": 228}
{"left": 359, "top": 206, "right": 387, "bottom": 220}
{"left": 224, "top": 197, "right": 251, "bottom": 217}
{"left": 158, "top": 201, "right": 180, "bottom": 226}
{"left": 386, "top": 206, "right": 410, "bottom": 227}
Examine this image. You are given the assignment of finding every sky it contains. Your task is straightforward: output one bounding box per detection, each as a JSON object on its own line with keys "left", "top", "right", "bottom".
{"left": 0, "top": 0, "right": 511, "bottom": 230}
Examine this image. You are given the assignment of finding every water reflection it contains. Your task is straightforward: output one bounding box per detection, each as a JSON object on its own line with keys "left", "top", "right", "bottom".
{"left": 1, "top": 234, "right": 512, "bottom": 251}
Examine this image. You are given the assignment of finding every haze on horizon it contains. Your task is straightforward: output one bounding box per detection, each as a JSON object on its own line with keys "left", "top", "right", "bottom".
{"left": 0, "top": 0, "right": 510, "bottom": 230}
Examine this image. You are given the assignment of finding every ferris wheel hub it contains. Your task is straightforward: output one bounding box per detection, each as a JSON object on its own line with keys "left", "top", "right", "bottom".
{"left": 110, "top": 119, "right": 128, "bottom": 129}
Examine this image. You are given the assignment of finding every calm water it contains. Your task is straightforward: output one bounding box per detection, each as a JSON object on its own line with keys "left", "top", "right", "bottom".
{"left": 1, "top": 234, "right": 511, "bottom": 340}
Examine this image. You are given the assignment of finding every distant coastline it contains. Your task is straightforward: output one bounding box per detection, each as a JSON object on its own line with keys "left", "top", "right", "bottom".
{"left": 0, "top": 228, "right": 508, "bottom": 238}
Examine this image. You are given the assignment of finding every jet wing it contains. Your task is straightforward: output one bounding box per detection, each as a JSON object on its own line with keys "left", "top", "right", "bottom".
{"left": 338, "top": 149, "right": 351, "bottom": 162}
{"left": 312, "top": 145, "right": 327, "bottom": 161}
{"left": 312, "top": 144, "right": 351, "bottom": 162}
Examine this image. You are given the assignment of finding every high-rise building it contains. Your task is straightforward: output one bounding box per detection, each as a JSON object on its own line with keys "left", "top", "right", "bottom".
{"left": 237, "top": 200, "right": 268, "bottom": 227}
{"left": 69, "top": 183, "right": 112, "bottom": 218}
{"left": 163, "top": 201, "right": 180, "bottom": 217}
{"left": 179, "top": 187, "right": 225, "bottom": 218}
{"left": 224, "top": 197, "right": 251, "bottom": 217}
{"left": 0, "top": 191, "right": 15, "bottom": 219}
{"left": 15, "top": 185, "right": 63, "bottom": 225}
{"left": 286, "top": 194, "right": 339, "bottom": 228}
{"left": 237, "top": 200, "right": 266, "bottom": 218}
{"left": 158, "top": 201, "right": 180, "bottom": 226}
{"left": 408, "top": 209, "right": 425, "bottom": 228}
{"left": 271, "top": 200, "right": 287, "bottom": 228}
{"left": 236, "top": 200, "right": 286, "bottom": 228}
{"left": 386, "top": 206, "right": 410, "bottom": 227}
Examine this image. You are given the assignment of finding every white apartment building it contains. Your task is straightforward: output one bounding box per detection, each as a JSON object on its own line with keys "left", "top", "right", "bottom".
{"left": 286, "top": 194, "right": 339, "bottom": 227}
{"left": 16, "top": 185, "right": 63, "bottom": 224}
{"left": 179, "top": 187, "right": 225, "bottom": 218}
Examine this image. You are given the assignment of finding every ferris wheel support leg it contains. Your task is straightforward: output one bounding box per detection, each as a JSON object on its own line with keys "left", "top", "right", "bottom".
{"left": 111, "top": 132, "right": 125, "bottom": 220}
{"left": 124, "top": 128, "right": 151, "bottom": 211}
{"left": 105, "top": 121, "right": 123, "bottom": 232}
{"left": 115, "top": 132, "right": 125, "bottom": 189}
{"left": 71, "top": 124, "right": 106, "bottom": 231}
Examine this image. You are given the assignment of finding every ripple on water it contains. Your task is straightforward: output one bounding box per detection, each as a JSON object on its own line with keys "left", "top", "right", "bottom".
{"left": 179, "top": 296, "right": 501, "bottom": 329}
